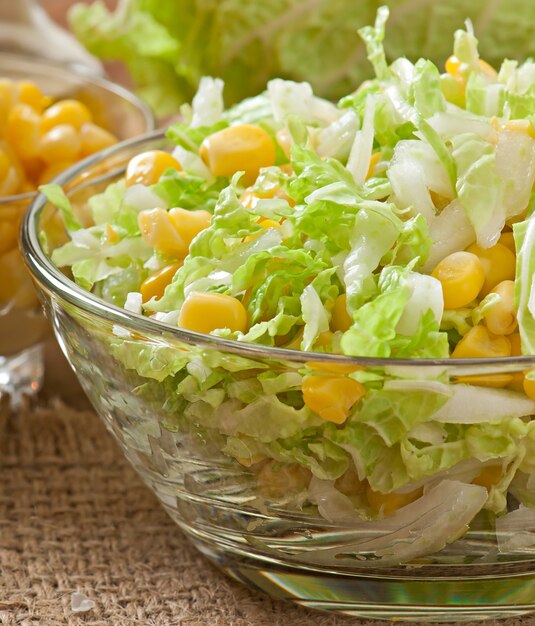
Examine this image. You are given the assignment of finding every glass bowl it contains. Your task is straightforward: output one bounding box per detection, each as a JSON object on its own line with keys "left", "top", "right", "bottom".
{"left": 21, "top": 133, "right": 535, "bottom": 622}
{"left": 0, "top": 53, "right": 154, "bottom": 404}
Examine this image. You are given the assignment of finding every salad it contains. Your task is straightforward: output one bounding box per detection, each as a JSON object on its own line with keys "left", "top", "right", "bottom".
{"left": 42, "top": 8, "right": 535, "bottom": 563}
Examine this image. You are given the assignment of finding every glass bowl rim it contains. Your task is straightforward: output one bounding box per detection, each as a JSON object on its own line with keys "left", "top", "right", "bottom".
{"left": 21, "top": 129, "right": 535, "bottom": 368}
{"left": 0, "top": 51, "right": 154, "bottom": 205}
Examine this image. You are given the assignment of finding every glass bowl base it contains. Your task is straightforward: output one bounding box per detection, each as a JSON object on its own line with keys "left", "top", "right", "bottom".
{"left": 0, "top": 344, "right": 44, "bottom": 407}
{"left": 186, "top": 535, "right": 535, "bottom": 623}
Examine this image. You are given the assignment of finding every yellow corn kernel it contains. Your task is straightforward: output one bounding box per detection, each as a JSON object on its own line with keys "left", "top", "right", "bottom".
{"left": 6, "top": 104, "right": 41, "bottom": 160}
{"left": 168, "top": 207, "right": 211, "bottom": 249}
{"left": 258, "top": 218, "right": 282, "bottom": 230}
{"left": 314, "top": 330, "right": 334, "bottom": 349}
{"left": 140, "top": 262, "right": 182, "bottom": 303}
{"left": 105, "top": 223, "right": 120, "bottom": 244}
{"left": 17, "top": 81, "right": 47, "bottom": 112}
{"left": 0, "top": 79, "right": 15, "bottom": 131}
{"left": 331, "top": 293, "right": 352, "bottom": 332}
{"left": 199, "top": 124, "right": 276, "bottom": 186}
{"left": 37, "top": 160, "right": 75, "bottom": 185}
{"left": 466, "top": 242, "right": 516, "bottom": 296}
{"left": 138, "top": 208, "right": 187, "bottom": 258}
{"left": 0, "top": 219, "right": 17, "bottom": 255}
{"left": 431, "top": 251, "right": 485, "bottom": 309}
{"left": 0, "top": 165, "right": 22, "bottom": 198}
{"left": 510, "top": 333, "right": 522, "bottom": 356}
{"left": 125, "top": 150, "right": 182, "bottom": 187}
{"left": 472, "top": 465, "right": 502, "bottom": 490}
{"left": 243, "top": 217, "right": 283, "bottom": 243}
{"left": 485, "top": 280, "right": 517, "bottom": 335}
{"left": 366, "top": 151, "right": 381, "bottom": 179}
{"left": 445, "top": 56, "right": 496, "bottom": 82}
{"left": 523, "top": 375, "right": 535, "bottom": 400}
{"left": 178, "top": 291, "right": 248, "bottom": 334}
{"left": 0, "top": 148, "right": 21, "bottom": 197}
{"left": 498, "top": 231, "right": 515, "bottom": 254}
{"left": 445, "top": 55, "right": 463, "bottom": 79}
{"left": 502, "top": 119, "right": 535, "bottom": 139}
{"left": 40, "top": 99, "right": 92, "bottom": 132}
{"left": 256, "top": 461, "right": 311, "bottom": 499}
{"left": 452, "top": 325, "right": 511, "bottom": 359}
{"left": 302, "top": 375, "right": 365, "bottom": 424}
{"left": 79, "top": 122, "right": 117, "bottom": 157}
{"left": 367, "top": 485, "right": 423, "bottom": 516}
{"left": 39, "top": 124, "right": 81, "bottom": 164}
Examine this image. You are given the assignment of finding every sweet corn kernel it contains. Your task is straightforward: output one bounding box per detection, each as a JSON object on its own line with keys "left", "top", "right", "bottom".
{"left": 302, "top": 375, "right": 365, "bottom": 424}
{"left": 485, "top": 280, "right": 517, "bottom": 335}
{"left": 125, "top": 150, "right": 182, "bottom": 187}
{"left": 17, "top": 81, "right": 47, "bottom": 112}
{"left": 140, "top": 262, "right": 182, "bottom": 303}
{"left": 431, "top": 251, "right": 485, "bottom": 309}
{"left": 452, "top": 325, "right": 511, "bottom": 359}
{"left": 6, "top": 104, "right": 41, "bottom": 160}
{"left": 256, "top": 461, "right": 311, "bottom": 498}
{"left": 168, "top": 208, "right": 211, "bottom": 249}
{"left": 472, "top": 465, "right": 502, "bottom": 490}
{"left": 498, "top": 231, "right": 515, "bottom": 253}
{"left": 104, "top": 223, "right": 120, "bottom": 244}
{"left": 138, "top": 207, "right": 187, "bottom": 258}
{"left": 39, "top": 124, "right": 81, "bottom": 164}
{"left": 0, "top": 79, "right": 15, "bottom": 130}
{"left": 40, "top": 99, "right": 92, "bottom": 132}
{"left": 243, "top": 217, "right": 283, "bottom": 243}
{"left": 331, "top": 293, "right": 352, "bottom": 332}
{"left": 366, "top": 151, "right": 381, "bottom": 179}
{"left": 199, "top": 124, "right": 276, "bottom": 186}
{"left": 445, "top": 55, "right": 463, "bottom": 79}
{"left": 178, "top": 292, "right": 248, "bottom": 334}
{"left": 524, "top": 375, "right": 535, "bottom": 400}
{"left": 466, "top": 242, "right": 516, "bottom": 296}
{"left": 367, "top": 485, "right": 423, "bottom": 516}
{"left": 0, "top": 167, "right": 22, "bottom": 196}
{"left": 79, "top": 122, "right": 118, "bottom": 157}
{"left": 314, "top": 330, "right": 334, "bottom": 349}
{"left": 502, "top": 119, "right": 535, "bottom": 139}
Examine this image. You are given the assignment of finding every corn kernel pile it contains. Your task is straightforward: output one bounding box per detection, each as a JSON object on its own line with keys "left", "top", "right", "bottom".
{"left": 0, "top": 79, "right": 118, "bottom": 195}
{"left": 0, "top": 79, "right": 118, "bottom": 310}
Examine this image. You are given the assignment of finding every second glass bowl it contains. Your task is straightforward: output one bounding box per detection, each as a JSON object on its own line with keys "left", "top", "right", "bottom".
{"left": 0, "top": 53, "right": 153, "bottom": 404}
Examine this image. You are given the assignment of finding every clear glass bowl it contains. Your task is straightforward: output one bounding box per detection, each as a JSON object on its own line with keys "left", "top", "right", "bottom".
{"left": 0, "top": 53, "right": 154, "bottom": 404}
{"left": 21, "top": 133, "right": 535, "bottom": 622}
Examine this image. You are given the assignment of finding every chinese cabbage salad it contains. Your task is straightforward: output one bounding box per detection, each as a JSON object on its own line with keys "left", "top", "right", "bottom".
{"left": 42, "top": 9, "right": 535, "bottom": 564}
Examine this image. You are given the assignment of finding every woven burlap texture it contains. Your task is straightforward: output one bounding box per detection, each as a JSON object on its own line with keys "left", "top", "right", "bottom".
{"left": 1, "top": 400, "right": 534, "bottom": 626}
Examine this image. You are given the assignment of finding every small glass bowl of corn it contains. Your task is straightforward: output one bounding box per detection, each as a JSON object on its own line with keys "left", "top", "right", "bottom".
{"left": 0, "top": 53, "right": 153, "bottom": 404}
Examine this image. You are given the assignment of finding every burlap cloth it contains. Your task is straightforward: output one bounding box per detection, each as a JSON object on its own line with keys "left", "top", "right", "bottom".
{"left": 1, "top": 341, "right": 534, "bottom": 626}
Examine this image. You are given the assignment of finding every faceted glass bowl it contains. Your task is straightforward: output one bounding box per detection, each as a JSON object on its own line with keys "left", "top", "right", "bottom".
{"left": 0, "top": 53, "right": 154, "bottom": 403}
{"left": 21, "top": 133, "right": 535, "bottom": 622}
